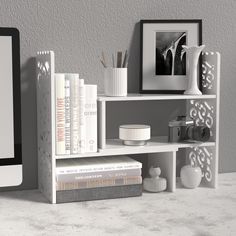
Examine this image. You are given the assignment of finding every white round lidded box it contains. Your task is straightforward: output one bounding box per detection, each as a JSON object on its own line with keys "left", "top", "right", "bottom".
{"left": 119, "top": 124, "right": 151, "bottom": 146}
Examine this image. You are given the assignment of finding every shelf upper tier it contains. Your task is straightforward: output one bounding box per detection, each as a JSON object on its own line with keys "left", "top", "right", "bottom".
{"left": 97, "top": 93, "right": 216, "bottom": 102}
{"left": 55, "top": 136, "right": 215, "bottom": 160}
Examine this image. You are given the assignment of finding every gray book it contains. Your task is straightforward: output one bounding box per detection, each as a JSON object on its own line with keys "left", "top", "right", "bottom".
{"left": 56, "top": 184, "right": 142, "bottom": 203}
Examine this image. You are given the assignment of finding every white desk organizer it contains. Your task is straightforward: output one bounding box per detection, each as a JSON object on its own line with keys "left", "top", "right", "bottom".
{"left": 104, "top": 68, "right": 127, "bottom": 96}
{"left": 37, "top": 51, "right": 220, "bottom": 203}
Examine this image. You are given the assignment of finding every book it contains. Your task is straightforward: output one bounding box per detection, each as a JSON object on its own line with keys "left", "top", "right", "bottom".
{"left": 69, "top": 74, "right": 81, "bottom": 154}
{"left": 55, "top": 73, "right": 65, "bottom": 155}
{"left": 78, "top": 79, "right": 85, "bottom": 153}
{"left": 56, "top": 184, "right": 142, "bottom": 203}
{"left": 84, "top": 85, "right": 97, "bottom": 153}
{"left": 56, "top": 168, "right": 142, "bottom": 182}
{"left": 56, "top": 156, "right": 142, "bottom": 174}
{"left": 56, "top": 176, "right": 142, "bottom": 191}
{"left": 64, "top": 76, "right": 70, "bottom": 155}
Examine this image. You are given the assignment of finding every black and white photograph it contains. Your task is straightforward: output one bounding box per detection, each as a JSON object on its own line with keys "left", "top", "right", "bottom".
{"left": 140, "top": 20, "right": 202, "bottom": 93}
{"left": 155, "top": 31, "right": 186, "bottom": 76}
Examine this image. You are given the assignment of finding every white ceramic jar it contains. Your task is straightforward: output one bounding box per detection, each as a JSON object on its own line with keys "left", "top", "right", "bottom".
{"left": 180, "top": 165, "right": 202, "bottom": 189}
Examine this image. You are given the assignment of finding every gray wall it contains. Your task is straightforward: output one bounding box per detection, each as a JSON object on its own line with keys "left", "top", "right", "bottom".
{"left": 0, "top": 0, "right": 235, "bottom": 190}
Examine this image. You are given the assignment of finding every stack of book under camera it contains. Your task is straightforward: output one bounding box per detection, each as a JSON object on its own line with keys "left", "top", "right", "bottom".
{"left": 56, "top": 156, "right": 142, "bottom": 203}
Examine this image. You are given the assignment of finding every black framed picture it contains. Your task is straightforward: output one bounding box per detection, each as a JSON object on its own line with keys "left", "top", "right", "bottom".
{"left": 140, "top": 19, "right": 202, "bottom": 94}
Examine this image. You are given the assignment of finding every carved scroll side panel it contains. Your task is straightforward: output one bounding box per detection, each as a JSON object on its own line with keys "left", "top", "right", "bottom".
{"left": 188, "top": 99, "right": 215, "bottom": 142}
{"left": 187, "top": 51, "right": 220, "bottom": 142}
{"left": 185, "top": 51, "right": 220, "bottom": 188}
{"left": 186, "top": 146, "right": 216, "bottom": 187}
{"left": 36, "top": 51, "right": 56, "bottom": 203}
{"left": 202, "top": 51, "right": 220, "bottom": 95}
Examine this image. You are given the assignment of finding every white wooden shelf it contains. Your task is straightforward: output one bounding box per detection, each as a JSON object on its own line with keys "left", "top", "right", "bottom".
{"left": 97, "top": 94, "right": 216, "bottom": 102}
{"left": 37, "top": 50, "right": 220, "bottom": 204}
{"left": 55, "top": 136, "right": 215, "bottom": 160}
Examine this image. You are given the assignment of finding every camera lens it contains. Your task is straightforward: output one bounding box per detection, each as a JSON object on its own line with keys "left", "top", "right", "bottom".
{"left": 186, "top": 126, "right": 210, "bottom": 142}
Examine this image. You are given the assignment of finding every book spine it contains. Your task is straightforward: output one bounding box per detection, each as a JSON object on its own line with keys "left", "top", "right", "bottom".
{"left": 56, "top": 162, "right": 142, "bottom": 174}
{"left": 78, "top": 79, "right": 85, "bottom": 153}
{"left": 84, "top": 85, "right": 97, "bottom": 153}
{"left": 56, "top": 168, "right": 142, "bottom": 183}
{"left": 64, "top": 77, "right": 70, "bottom": 155}
{"left": 56, "top": 176, "right": 142, "bottom": 191}
{"left": 56, "top": 184, "right": 142, "bottom": 203}
{"left": 69, "top": 74, "right": 80, "bottom": 154}
{"left": 55, "top": 73, "right": 65, "bottom": 155}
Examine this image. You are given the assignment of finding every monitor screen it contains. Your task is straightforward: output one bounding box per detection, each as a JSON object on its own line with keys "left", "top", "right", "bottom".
{"left": 0, "top": 36, "right": 14, "bottom": 158}
{"left": 0, "top": 28, "right": 22, "bottom": 165}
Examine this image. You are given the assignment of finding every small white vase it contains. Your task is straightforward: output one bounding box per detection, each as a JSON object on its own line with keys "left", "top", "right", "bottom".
{"left": 143, "top": 167, "right": 167, "bottom": 192}
{"left": 182, "top": 45, "right": 205, "bottom": 95}
{"left": 180, "top": 165, "right": 202, "bottom": 189}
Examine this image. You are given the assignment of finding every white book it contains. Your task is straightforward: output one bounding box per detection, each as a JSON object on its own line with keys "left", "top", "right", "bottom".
{"left": 56, "top": 156, "right": 142, "bottom": 174}
{"left": 78, "top": 80, "right": 85, "bottom": 153}
{"left": 68, "top": 74, "right": 80, "bottom": 154}
{"left": 64, "top": 77, "right": 70, "bottom": 155}
{"left": 55, "top": 73, "right": 65, "bottom": 155}
{"left": 56, "top": 168, "right": 142, "bottom": 183}
{"left": 84, "top": 85, "right": 97, "bottom": 153}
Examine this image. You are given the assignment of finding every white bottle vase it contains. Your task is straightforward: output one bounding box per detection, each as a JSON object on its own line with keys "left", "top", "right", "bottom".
{"left": 182, "top": 45, "right": 205, "bottom": 95}
{"left": 180, "top": 165, "right": 202, "bottom": 189}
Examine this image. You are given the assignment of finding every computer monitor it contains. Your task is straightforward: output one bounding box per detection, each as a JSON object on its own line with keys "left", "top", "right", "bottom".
{"left": 0, "top": 28, "right": 22, "bottom": 187}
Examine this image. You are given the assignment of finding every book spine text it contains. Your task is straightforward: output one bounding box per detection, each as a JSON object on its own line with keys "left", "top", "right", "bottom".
{"left": 64, "top": 77, "right": 70, "bottom": 155}
{"left": 79, "top": 79, "right": 85, "bottom": 153}
{"left": 55, "top": 73, "right": 65, "bottom": 155}
{"left": 84, "top": 85, "right": 97, "bottom": 153}
{"left": 56, "top": 176, "right": 142, "bottom": 190}
{"left": 56, "top": 168, "right": 142, "bottom": 182}
{"left": 69, "top": 74, "right": 80, "bottom": 154}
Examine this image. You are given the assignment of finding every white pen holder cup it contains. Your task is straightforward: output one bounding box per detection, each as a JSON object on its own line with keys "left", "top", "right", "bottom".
{"left": 104, "top": 68, "right": 127, "bottom": 96}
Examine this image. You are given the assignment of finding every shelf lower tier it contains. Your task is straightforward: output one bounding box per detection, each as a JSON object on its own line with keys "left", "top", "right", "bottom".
{"left": 55, "top": 136, "right": 215, "bottom": 159}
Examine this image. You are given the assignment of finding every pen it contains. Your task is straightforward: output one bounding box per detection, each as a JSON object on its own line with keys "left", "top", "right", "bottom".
{"left": 117, "top": 51, "right": 122, "bottom": 68}
{"left": 112, "top": 53, "right": 115, "bottom": 67}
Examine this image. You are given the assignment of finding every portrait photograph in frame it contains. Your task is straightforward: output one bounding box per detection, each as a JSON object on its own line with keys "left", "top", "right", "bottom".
{"left": 140, "top": 19, "right": 202, "bottom": 94}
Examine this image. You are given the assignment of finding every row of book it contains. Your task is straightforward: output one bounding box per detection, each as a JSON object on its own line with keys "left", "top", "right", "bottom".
{"left": 56, "top": 156, "right": 143, "bottom": 201}
{"left": 55, "top": 73, "right": 97, "bottom": 155}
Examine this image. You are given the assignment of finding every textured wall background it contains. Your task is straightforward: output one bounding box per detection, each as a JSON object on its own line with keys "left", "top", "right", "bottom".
{"left": 0, "top": 0, "right": 235, "bottom": 190}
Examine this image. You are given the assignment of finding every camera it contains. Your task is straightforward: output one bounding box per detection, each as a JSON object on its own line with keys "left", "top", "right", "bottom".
{"left": 168, "top": 116, "right": 210, "bottom": 142}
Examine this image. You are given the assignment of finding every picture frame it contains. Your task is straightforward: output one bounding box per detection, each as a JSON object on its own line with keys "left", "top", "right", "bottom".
{"left": 140, "top": 19, "right": 202, "bottom": 94}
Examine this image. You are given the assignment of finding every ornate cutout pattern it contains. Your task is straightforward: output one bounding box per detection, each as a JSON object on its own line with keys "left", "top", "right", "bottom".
{"left": 201, "top": 51, "right": 220, "bottom": 94}
{"left": 189, "top": 100, "right": 214, "bottom": 136}
{"left": 202, "top": 60, "right": 215, "bottom": 90}
{"left": 189, "top": 146, "right": 213, "bottom": 182}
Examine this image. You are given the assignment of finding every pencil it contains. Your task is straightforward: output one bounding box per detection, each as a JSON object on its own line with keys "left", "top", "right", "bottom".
{"left": 102, "top": 51, "right": 107, "bottom": 67}
{"left": 100, "top": 59, "right": 106, "bottom": 68}
{"left": 122, "top": 50, "right": 128, "bottom": 68}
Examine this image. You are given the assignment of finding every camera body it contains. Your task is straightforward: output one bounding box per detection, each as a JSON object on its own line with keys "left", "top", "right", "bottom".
{"left": 168, "top": 116, "right": 210, "bottom": 143}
